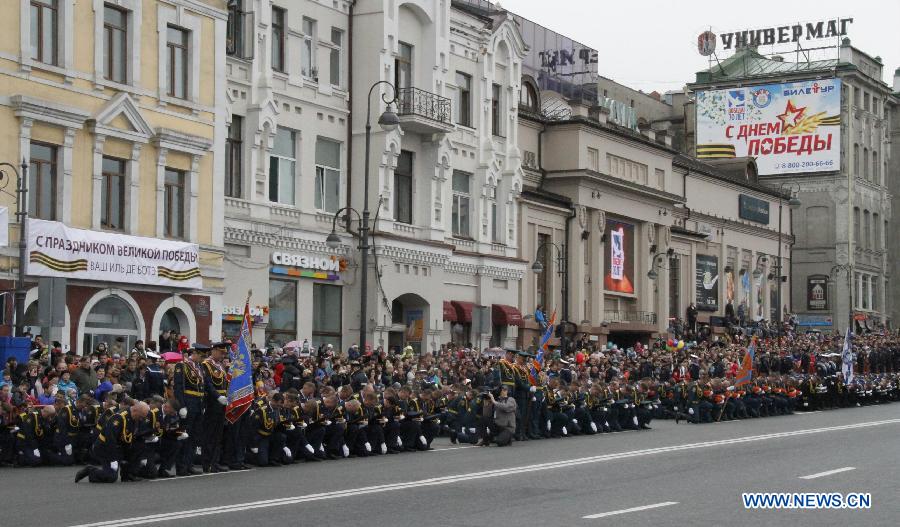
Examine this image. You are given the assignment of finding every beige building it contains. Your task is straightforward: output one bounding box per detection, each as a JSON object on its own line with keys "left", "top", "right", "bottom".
{"left": 0, "top": 0, "right": 228, "bottom": 352}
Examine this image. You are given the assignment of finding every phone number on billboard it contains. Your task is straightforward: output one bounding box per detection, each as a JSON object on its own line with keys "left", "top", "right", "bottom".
{"left": 772, "top": 160, "right": 834, "bottom": 170}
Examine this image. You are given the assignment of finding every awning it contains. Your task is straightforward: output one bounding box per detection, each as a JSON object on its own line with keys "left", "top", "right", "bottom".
{"left": 442, "top": 301, "right": 457, "bottom": 322}
{"left": 492, "top": 304, "right": 523, "bottom": 326}
{"left": 450, "top": 301, "right": 475, "bottom": 323}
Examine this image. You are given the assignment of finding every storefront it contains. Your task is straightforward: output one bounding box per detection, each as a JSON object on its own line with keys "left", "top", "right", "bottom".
{"left": 221, "top": 244, "right": 349, "bottom": 352}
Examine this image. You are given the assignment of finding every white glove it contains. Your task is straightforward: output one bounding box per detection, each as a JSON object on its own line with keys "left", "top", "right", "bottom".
{"left": 285, "top": 424, "right": 295, "bottom": 431}
{"left": 364, "top": 442, "right": 372, "bottom": 452}
{"left": 324, "top": 420, "right": 333, "bottom": 426}
{"left": 110, "top": 461, "right": 119, "bottom": 471}
{"left": 561, "top": 426, "right": 568, "bottom": 436}
{"left": 177, "top": 432, "right": 189, "bottom": 441}
{"left": 632, "top": 416, "right": 639, "bottom": 426}
{"left": 10, "top": 426, "right": 19, "bottom": 434}
{"left": 380, "top": 443, "right": 388, "bottom": 455}
{"left": 688, "top": 408, "right": 695, "bottom": 415}
{"left": 283, "top": 446, "right": 292, "bottom": 458}
{"left": 163, "top": 380, "right": 169, "bottom": 386}
{"left": 531, "top": 397, "right": 536, "bottom": 402}
{"left": 590, "top": 422, "right": 598, "bottom": 433}
{"left": 419, "top": 436, "right": 427, "bottom": 446}
{"left": 546, "top": 420, "right": 551, "bottom": 431}
{"left": 179, "top": 407, "right": 188, "bottom": 418}
{"left": 195, "top": 447, "right": 202, "bottom": 456}
{"left": 146, "top": 435, "right": 159, "bottom": 444}
{"left": 64, "top": 444, "right": 73, "bottom": 456}
{"left": 530, "top": 386, "right": 536, "bottom": 393}
{"left": 140, "top": 459, "right": 148, "bottom": 467}
{"left": 396, "top": 437, "right": 403, "bottom": 448}
{"left": 305, "top": 444, "right": 315, "bottom": 455}
{"left": 33, "top": 449, "right": 41, "bottom": 458}
{"left": 217, "top": 396, "right": 228, "bottom": 405}
{"left": 435, "top": 419, "right": 440, "bottom": 425}
{"left": 341, "top": 445, "right": 350, "bottom": 457}
{"left": 250, "top": 447, "right": 259, "bottom": 454}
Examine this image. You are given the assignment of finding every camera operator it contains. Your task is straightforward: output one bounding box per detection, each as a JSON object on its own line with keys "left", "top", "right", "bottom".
{"left": 478, "top": 385, "right": 517, "bottom": 447}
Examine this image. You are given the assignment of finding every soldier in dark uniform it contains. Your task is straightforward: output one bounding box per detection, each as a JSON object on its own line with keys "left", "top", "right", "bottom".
{"left": 201, "top": 343, "right": 230, "bottom": 473}
{"left": 421, "top": 388, "right": 442, "bottom": 448}
{"left": 321, "top": 394, "right": 348, "bottom": 458}
{"left": 50, "top": 395, "right": 79, "bottom": 465}
{"left": 247, "top": 392, "right": 282, "bottom": 466}
{"left": 302, "top": 399, "right": 328, "bottom": 459}
{"left": 512, "top": 351, "right": 532, "bottom": 441}
{"left": 361, "top": 391, "right": 388, "bottom": 455}
{"left": 530, "top": 379, "right": 550, "bottom": 439}
{"left": 75, "top": 401, "right": 150, "bottom": 483}
{"left": 14, "top": 405, "right": 52, "bottom": 466}
{"left": 343, "top": 399, "right": 370, "bottom": 457}
{"left": 174, "top": 344, "right": 206, "bottom": 476}
{"left": 282, "top": 391, "right": 319, "bottom": 462}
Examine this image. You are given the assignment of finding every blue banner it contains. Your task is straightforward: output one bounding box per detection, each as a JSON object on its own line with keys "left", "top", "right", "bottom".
{"left": 225, "top": 301, "right": 255, "bottom": 423}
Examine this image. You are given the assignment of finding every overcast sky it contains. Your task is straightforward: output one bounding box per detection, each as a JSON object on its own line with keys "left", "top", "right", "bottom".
{"left": 505, "top": 0, "right": 900, "bottom": 93}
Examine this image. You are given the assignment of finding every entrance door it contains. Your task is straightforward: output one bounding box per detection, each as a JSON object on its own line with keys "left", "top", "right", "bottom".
{"left": 82, "top": 296, "right": 140, "bottom": 355}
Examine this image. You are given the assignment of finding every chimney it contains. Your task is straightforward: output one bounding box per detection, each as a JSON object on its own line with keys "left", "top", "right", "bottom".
{"left": 590, "top": 105, "right": 610, "bottom": 124}
{"left": 894, "top": 68, "right": 900, "bottom": 93}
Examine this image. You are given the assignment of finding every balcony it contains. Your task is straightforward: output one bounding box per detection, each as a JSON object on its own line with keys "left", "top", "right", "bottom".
{"left": 396, "top": 87, "right": 455, "bottom": 134}
{"left": 603, "top": 310, "right": 658, "bottom": 325}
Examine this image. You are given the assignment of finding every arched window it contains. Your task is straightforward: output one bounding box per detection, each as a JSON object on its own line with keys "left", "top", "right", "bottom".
{"left": 518, "top": 77, "right": 539, "bottom": 112}
{"left": 83, "top": 296, "right": 140, "bottom": 354}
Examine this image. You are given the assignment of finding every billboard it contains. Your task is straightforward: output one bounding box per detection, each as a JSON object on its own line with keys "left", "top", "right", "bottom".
{"left": 807, "top": 275, "right": 828, "bottom": 311}
{"left": 603, "top": 219, "right": 634, "bottom": 294}
{"left": 695, "top": 254, "right": 719, "bottom": 311}
{"left": 696, "top": 79, "right": 841, "bottom": 175}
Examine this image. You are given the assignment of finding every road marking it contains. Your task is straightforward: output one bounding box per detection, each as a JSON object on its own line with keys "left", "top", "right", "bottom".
{"left": 149, "top": 470, "right": 255, "bottom": 482}
{"left": 430, "top": 445, "right": 478, "bottom": 452}
{"left": 795, "top": 411, "right": 822, "bottom": 415}
{"left": 67, "top": 418, "right": 900, "bottom": 527}
{"left": 583, "top": 501, "right": 678, "bottom": 519}
{"left": 799, "top": 467, "right": 856, "bottom": 479}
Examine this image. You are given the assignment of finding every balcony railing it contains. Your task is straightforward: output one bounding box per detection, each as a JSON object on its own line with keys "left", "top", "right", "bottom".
{"left": 603, "top": 310, "right": 658, "bottom": 325}
{"left": 396, "top": 87, "right": 452, "bottom": 124}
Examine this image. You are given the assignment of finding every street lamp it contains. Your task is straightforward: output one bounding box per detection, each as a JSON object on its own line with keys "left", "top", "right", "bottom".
{"left": 0, "top": 160, "right": 29, "bottom": 337}
{"left": 532, "top": 241, "right": 568, "bottom": 354}
{"left": 775, "top": 183, "right": 801, "bottom": 338}
{"left": 647, "top": 249, "right": 674, "bottom": 280}
{"left": 326, "top": 80, "right": 398, "bottom": 352}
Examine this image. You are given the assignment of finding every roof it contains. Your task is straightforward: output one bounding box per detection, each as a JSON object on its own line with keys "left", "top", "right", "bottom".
{"left": 693, "top": 47, "right": 844, "bottom": 85}
{"left": 673, "top": 154, "right": 790, "bottom": 200}
{"left": 521, "top": 188, "right": 572, "bottom": 209}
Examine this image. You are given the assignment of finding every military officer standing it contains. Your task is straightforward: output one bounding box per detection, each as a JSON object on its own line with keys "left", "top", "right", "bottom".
{"left": 201, "top": 342, "right": 230, "bottom": 473}
{"left": 174, "top": 344, "right": 206, "bottom": 476}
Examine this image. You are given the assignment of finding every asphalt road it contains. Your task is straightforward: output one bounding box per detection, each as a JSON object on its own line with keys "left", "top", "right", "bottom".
{"left": 4, "top": 403, "right": 899, "bottom": 527}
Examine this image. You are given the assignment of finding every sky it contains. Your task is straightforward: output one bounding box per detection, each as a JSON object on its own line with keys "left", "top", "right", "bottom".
{"left": 504, "top": 0, "right": 900, "bottom": 94}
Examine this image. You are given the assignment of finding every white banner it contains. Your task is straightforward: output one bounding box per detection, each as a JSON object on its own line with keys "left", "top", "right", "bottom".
{"left": 696, "top": 79, "right": 841, "bottom": 175}
{"left": 26, "top": 218, "right": 201, "bottom": 289}
{"left": 0, "top": 207, "right": 8, "bottom": 247}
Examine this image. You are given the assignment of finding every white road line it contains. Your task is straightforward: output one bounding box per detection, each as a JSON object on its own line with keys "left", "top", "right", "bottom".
{"left": 795, "top": 411, "right": 823, "bottom": 415}
{"left": 799, "top": 467, "right": 856, "bottom": 479}
{"left": 583, "top": 501, "right": 678, "bottom": 519}
{"left": 149, "top": 470, "right": 255, "bottom": 482}
{"left": 67, "top": 417, "right": 900, "bottom": 527}
{"left": 430, "top": 445, "right": 478, "bottom": 452}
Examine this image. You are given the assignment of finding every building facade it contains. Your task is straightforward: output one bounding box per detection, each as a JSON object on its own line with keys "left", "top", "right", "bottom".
{"left": 0, "top": 0, "right": 228, "bottom": 353}
{"left": 220, "top": 0, "right": 527, "bottom": 353}
{"left": 688, "top": 42, "right": 898, "bottom": 333}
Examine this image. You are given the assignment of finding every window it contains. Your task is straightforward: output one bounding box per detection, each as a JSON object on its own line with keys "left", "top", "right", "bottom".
{"left": 519, "top": 80, "right": 538, "bottom": 111}
{"left": 103, "top": 4, "right": 127, "bottom": 83}
{"left": 271, "top": 7, "right": 285, "bottom": 72}
{"left": 394, "top": 150, "right": 413, "bottom": 224}
{"left": 451, "top": 171, "right": 471, "bottom": 237}
{"left": 491, "top": 201, "right": 502, "bottom": 243}
{"left": 395, "top": 42, "right": 412, "bottom": 90}
{"left": 587, "top": 147, "right": 599, "bottom": 171}
{"left": 269, "top": 127, "right": 296, "bottom": 205}
{"left": 329, "top": 28, "right": 342, "bottom": 87}
{"left": 853, "top": 143, "right": 859, "bottom": 175}
{"left": 536, "top": 233, "right": 551, "bottom": 310}
{"left": 312, "top": 283, "right": 341, "bottom": 351}
{"left": 226, "top": 0, "right": 247, "bottom": 58}
{"left": 872, "top": 151, "right": 878, "bottom": 184}
{"left": 268, "top": 279, "right": 297, "bottom": 347}
{"left": 30, "top": 0, "right": 58, "bottom": 65}
{"left": 863, "top": 92, "right": 870, "bottom": 112}
{"left": 853, "top": 207, "right": 860, "bottom": 247}
{"left": 28, "top": 142, "right": 57, "bottom": 220}
{"left": 871, "top": 276, "right": 878, "bottom": 311}
{"left": 873, "top": 213, "right": 880, "bottom": 249}
{"left": 491, "top": 83, "right": 502, "bottom": 136}
{"left": 315, "top": 138, "right": 341, "bottom": 213}
{"left": 225, "top": 116, "right": 243, "bottom": 198}
{"left": 166, "top": 25, "right": 189, "bottom": 99}
{"left": 100, "top": 156, "right": 125, "bottom": 230}
{"left": 872, "top": 97, "right": 879, "bottom": 117}
{"left": 862, "top": 275, "right": 870, "bottom": 310}
{"left": 301, "top": 17, "right": 316, "bottom": 79}
{"left": 455, "top": 72, "right": 472, "bottom": 127}
{"left": 863, "top": 210, "right": 870, "bottom": 249}
{"left": 163, "top": 168, "right": 185, "bottom": 238}
{"left": 608, "top": 154, "right": 648, "bottom": 183}
{"left": 863, "top": 148, "right": 869, "bottom": 180}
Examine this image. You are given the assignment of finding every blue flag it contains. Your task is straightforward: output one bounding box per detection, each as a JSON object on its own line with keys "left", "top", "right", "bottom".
{"left": 225, "top": 301, "right": 255, "bottom": 423}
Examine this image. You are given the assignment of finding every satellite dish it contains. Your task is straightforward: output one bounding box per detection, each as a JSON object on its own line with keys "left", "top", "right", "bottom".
{"left": 697, "top": 31, "right": 717, "bottom": 57}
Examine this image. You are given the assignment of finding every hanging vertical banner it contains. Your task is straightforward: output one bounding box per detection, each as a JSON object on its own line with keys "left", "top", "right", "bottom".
{"left": 807, "top": 274, "right": 828, "bottom": 310}
{"left": 603, "top": 219, "right": 635, "bottom": 294}
{"left": 0, "top": 207, "right": 8, "bottom": 247}
{"left": 695, "top": 254, "right": 719, "bottom": 311}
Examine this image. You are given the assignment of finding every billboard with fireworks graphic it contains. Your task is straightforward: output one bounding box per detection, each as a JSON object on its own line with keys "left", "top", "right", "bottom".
{"left": 696, "top": 78, "right": 841, "bottom": 175}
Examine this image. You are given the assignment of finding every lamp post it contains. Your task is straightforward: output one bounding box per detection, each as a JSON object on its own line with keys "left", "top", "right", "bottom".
{"left": 830, "top": 264, "right": 853, "bottom": 332}
{"left": 0, "top": 160, "right": 29, "bottom": 337}
{"left": 775, "top": 183, "right": 801, "bottom": 338}
{"left": 326, "top": 81, "right": 398, "bottom": 352}
{"left": 531, "top": 241, "right": 568, "bottom": 355}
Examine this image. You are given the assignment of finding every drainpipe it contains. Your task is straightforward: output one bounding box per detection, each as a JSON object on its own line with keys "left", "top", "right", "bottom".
{"left": 344, "top": 0, "right": 356, "bottom": 231}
